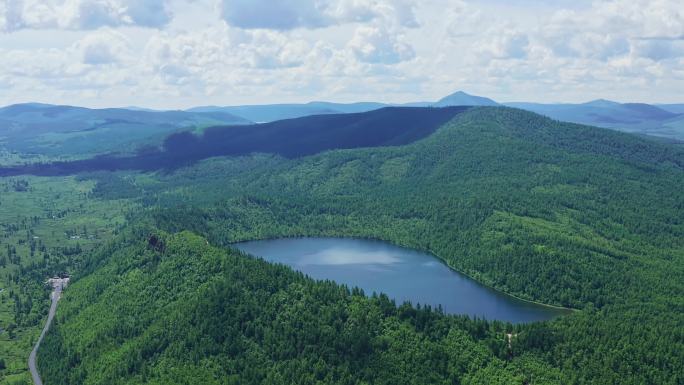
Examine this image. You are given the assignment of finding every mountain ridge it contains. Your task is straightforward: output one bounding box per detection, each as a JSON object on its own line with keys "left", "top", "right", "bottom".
{"left": 1, "top": 106, "right": 681, "bottom": 178}
{"left": 0, "top": 106, "right": 470, "bottom": 176}
{"left": 5, "top": 89, "right": 684, "bottom": 147}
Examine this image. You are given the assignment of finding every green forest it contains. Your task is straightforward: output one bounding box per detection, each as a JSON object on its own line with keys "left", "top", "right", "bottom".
{"left": 1, "top": 107, "right": 682, "bottom": 384}
{"left": 38, "top": 230, "right": 561, "bottom": 385}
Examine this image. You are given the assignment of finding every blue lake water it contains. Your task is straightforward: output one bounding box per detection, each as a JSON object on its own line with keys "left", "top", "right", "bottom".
{"left": 233, "top": 237, "right": 571, "bottom": 323}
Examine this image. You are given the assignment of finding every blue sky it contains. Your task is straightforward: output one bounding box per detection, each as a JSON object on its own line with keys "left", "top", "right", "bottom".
{"left": 1, "top": 0, "right": 683, "bottom": 109}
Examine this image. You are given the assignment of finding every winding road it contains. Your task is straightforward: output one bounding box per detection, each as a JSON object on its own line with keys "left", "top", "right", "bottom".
{"left": 28, "top": 278, "right": 67, "bottom": 385}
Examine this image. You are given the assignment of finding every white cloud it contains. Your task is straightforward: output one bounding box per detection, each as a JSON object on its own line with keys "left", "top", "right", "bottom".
{"left": 219, "top": 0, "right": 419, "bottom": 30}
{"left": 479, "top": 29, "right": 529, "bottom": 60}
{"left": 1, "top": 47, "right": 82, "bottom": 79}
{"left": 75, "top": 29, "right": 131, "bottom": 64}
{"left": 2, "top": 0, "right": 684, "bottom": 108}
{"left": 143, "top": 25, "right": 313, "bottom": 82}
{"left": 0, "top": 29, "right": 137, "bottom": 100}
{"left": 537, "top": 0, "right": 684, "bottom": 61}
{"left": 139, "top": 24, "right": 325, "bottom": 99}
{"left": 0, "top": 0, "right": 172, "bottom": 32}
{"left": 631, "top": 38, "right": 684, "bottom": 61}
{"left": 241, "top": 30, "right": 312, "bottom": 68}
{"left": 349, "top": 24, "right": 414, "bottom": 64}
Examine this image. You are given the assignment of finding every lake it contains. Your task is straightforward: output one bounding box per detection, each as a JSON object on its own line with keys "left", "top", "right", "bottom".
{"left": 233, "top": 237, "right": 572, "bottom": 323}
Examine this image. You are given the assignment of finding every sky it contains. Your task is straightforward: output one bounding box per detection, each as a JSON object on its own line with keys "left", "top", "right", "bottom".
{"left": 0, "top": 0, "right": 683, "bottom": 109}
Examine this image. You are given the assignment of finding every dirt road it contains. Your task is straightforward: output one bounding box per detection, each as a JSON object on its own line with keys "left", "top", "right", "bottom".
{"left": 29, "top": 278, "right": 68, "bottom": 385}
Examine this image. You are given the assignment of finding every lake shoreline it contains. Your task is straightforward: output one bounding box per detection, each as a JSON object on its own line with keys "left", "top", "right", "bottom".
{"left": 231, "top": 235, "right": 576, "bottom": 322}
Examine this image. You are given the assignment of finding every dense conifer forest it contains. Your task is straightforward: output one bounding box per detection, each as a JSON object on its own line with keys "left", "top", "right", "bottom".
{"left": 30, "top": 108, "right": 683, "bottom": 384}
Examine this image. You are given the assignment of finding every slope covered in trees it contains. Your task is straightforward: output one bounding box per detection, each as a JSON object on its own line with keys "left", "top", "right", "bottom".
{"left": 146, "top": 107, "right": 683, "bottom": 307}
{"left": 505, "top": 100, "right": 684, "bottom": 141}
{"left": 0, "top": 107, "right": 467, "bottom": 177}
{"left": 0, "top": 104, "right": 251, "bottom": 158}
{"left": 36, "top": 107, "right": 684, "bottom": 384}
{"left": 38, "top": 230, "right": 559, "bottom": 385}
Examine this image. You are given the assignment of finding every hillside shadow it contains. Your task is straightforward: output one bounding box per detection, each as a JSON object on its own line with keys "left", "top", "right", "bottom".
{"left": 0, "top": 107, "right": 469, "bottom": 177}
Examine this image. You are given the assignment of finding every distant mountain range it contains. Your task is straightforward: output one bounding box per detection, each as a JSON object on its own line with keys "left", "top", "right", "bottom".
{"left": 0, "top": 107, "right": 468, "bottom": 176}
{"left": 656, "top": 104, "right": 684, "bottom": 114}
{"left": 1, "top": 91, "right": 682, "bottom": 160}
{"left": 0, "top": 103, "right": 251, "bottom": 157}
{"left": 504, "top": 100, "right": 684, "bottom": 141}
{"left": 183, "top": 91, "right": 683, "bottom": 142}
{"left": 188, "top": 102, "right": 387, "bottom": 122}
{"left": 186, "top": 91, "right": 498, "bottom": 122}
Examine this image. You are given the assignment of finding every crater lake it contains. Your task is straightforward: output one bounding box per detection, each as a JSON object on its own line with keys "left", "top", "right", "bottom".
{"left": 234, "top": 237, "right": 572, "bottom": 323}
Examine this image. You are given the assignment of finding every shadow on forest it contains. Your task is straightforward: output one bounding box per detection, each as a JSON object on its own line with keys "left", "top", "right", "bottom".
{"left": 0, "top": 107, "right": 469, "bottom": 177}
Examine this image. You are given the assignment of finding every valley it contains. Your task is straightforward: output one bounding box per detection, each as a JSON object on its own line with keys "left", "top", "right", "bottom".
{"left": 0, "top": 105, "right": 679, "bottom": 384}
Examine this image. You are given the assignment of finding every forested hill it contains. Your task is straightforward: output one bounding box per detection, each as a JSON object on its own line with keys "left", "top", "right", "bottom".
{"left": 0, "top": 103, "right": 252, "bottom": 157}
{"left": 38, "top": 107, "right": 684, "bottom": 384}
{"left": 0, "top": 107, "right": 468, "bottom": 176}
{"left": 164, "top": 106, "right": 469, "bottom": 159}
{"left": 145, "top": 107, "right": 683, "bottom": 310}
{"left": 37, "top": 230, "right": 557, "bottom": 385}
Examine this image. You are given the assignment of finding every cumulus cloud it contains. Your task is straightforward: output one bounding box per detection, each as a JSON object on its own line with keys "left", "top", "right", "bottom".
{"left": 1, "top": 47, "right": 82, "bottom": 80}
{"left": 139, "top": 24, "right": 324, "bottom": 95}
{"left": 0, "top": 28, "right": 143, "bottom": 109}
{"left": 74, "top": 29, "right": 131, "bottom": 64}
{"left": 537, "top": 0, "right": 684, "bottom": 62}
{"left": 348, "top": 24, "right": 414, "bottom": 64}
{"left": 2, "top": 0, "right": 684, "bottom": 108}
{"left": 0, "top": 0, "right": 172, "bottom": 32}
{"left": 630, "top": 38, "right": 684, "bottom": 61}
{"left": 0, "top": 29, "right": 135, "bottom": 87}
{"left": 430, "top": 0, "right": 684, "bottom": 102}
{"left": 144, "top": 26, "right": 311, "bottom": 79}
{"left": 445, "top": 1, "right": 481, "bottom": 39}
{"left": 220, "top": 0, "right": 419, "bottom": 30}
{"left": 479, "top": 29, "right": 529, "bottom": 60}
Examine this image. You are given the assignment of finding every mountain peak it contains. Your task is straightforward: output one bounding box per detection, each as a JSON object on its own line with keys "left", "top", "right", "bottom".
{"left": 582, "top": 99, "right": 620, "bottom": 108}
{"left": 435, "top": 91, "right": 499, "bottom": 107}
